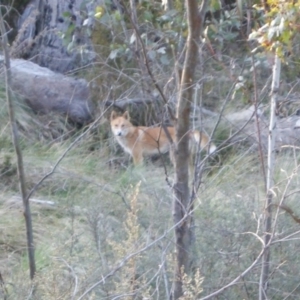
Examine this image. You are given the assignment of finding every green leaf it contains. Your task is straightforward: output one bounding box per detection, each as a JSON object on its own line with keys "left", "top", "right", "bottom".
{"left": 86, "top": 27, "right": 92, "bottom": 37}
{"left": 95, "top": 6, "right": 105, "bottom": 19}
{"left": 109, "top": 49, "right": 119, "bottom": 60}
{"left": 113, "top": 10, "right": 122, "bottom": 22}
{"left": 211, "top": 0, "right": 222, "bottom": 12}
{"left": 148, "top": 50, "right": 156, "bottom": 60}
{"left": 160, "top": 55, "right": 169, "bottom": 65}
{"left": 95, "top": 6, "right": 104, "bottom": 14}
{"left": 66, "top": 23, "right": 75, "bottom": 38}
{"left": 67, "top": 41, "right": 75, "bottom": 53}
{"left": 157, "top": 47, "right": 166, "bottom": 54}
{"left": 62, "top": 11, "right": 71, "bottom": 18}
{"left": 143, "top": 11, "right": 153, "bottom": 22}
{"left": 281, "top": 30, "right": 291, "bottom": 45}
{"left": 267, "top": 27, "right": 275, "bottom": 41}
{"left": 130, "top": 33, "right": 136, "bottom": 44}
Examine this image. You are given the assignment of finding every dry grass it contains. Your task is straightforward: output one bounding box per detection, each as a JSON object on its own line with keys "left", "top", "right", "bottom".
{"left": 1, "top": 89, "right": 300, "bottom": 299}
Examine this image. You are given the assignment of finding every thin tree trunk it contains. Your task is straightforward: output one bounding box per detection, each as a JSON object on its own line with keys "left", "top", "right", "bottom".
{"left": 0, "top": 9, "right": 36, "bottom": 280}
{"left": 172, "top": 1, "right": 208, "bottom": 299}
{"left": 259, "top": 54, "right": 281, "bottom": 300}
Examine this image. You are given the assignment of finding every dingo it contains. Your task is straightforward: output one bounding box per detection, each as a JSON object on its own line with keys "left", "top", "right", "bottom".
{"left": 110, "top": 111, "right": 216, "bottom": 165}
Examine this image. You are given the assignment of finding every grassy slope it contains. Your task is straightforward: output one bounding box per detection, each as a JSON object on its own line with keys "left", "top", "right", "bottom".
{"left": 1, "top": 92, "right": 300, "bottom": 299}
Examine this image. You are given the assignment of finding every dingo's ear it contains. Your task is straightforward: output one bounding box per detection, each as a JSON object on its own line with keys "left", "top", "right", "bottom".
{"left": 123, "top": 111, "right": 130, "bottom": 120}
{"left": 111, "top": 111, "right": 117, "bottom": 121}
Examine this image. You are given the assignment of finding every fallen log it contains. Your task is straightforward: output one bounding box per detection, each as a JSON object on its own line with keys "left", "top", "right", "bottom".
{"left": 0, "top": 55, "right": 94, "bottom": 124}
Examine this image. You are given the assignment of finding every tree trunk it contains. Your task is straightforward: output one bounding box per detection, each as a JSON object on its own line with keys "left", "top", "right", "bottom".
{"left": 0, "top": 9, "right": 36, "bottom": 280}
{"left": 259, "top": 54, "right": 281, "bottom": 300}
{"left": 172, "top": 1, "right": 208, "bottom": 299}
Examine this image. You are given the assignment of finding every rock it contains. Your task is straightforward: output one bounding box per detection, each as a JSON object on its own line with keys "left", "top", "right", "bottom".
{"left": 225, "top": 105, "right": 300, "bottom": 151}
{"left": 0, "top": 55, "right": 94, "bottom": 124}
{"left": 11, "top": 0, "right": 96, "bottom": 73}
{"left": 276, "top": 116, "right": 300, "bottom": 150}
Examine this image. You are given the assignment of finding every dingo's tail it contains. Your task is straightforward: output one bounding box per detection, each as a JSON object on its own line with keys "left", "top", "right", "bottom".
{"left": 191, "top": 130, "right": 216, "bottom": 154}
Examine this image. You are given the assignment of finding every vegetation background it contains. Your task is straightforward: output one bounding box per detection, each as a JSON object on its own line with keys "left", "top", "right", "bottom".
{"left": 1, "top": 0, "right": 300, "bottom": 299}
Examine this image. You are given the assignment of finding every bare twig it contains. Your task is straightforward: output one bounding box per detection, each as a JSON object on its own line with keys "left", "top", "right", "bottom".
{"left": 26, "top": 107, "right": 111, "bottom": 202}
{"left": 55, "top": 257, "right": 79, "bottom": 300}
{"left": 200, "top": 247, "right": 265, "bottom": 300}
{"left": 120, "top": 0, "right": 175, "bottom": 122}
{"left": 77, "top": 198, "right": 204, "bottom": 300}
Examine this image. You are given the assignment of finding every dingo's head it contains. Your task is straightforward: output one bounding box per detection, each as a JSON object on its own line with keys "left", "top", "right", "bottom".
{"left": 110, "top": 111, "right": 132, "bottom": 137}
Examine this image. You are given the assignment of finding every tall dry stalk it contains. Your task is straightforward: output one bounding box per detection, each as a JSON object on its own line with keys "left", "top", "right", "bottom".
{"left": 0, "top": 7, "right": 36, "bottom": 279}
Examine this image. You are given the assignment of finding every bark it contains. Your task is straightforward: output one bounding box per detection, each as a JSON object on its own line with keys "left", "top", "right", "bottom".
{"left": 259, "top": 54, "right": 281, "bottom": 300}
{"left": 0, "top": 9, "right": 36, "bottom": 279}
{"left": 11, "top": 0, "right": 95, "bottom": 73}
{"left": 172, "top": 1, "right": 208, "bottom": 299}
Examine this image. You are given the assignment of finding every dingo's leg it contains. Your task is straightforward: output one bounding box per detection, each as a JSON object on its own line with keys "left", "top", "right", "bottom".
{"left": 169, "top": 147, "right": 175, "bottom": 166}
{"left": 132, "top": 150, "right": 143, "bottom": 165}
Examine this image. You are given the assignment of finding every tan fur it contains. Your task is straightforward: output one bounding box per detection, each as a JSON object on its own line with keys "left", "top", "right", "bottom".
{"left": 110, "top": 111, "right": 216, "bottom": 165}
